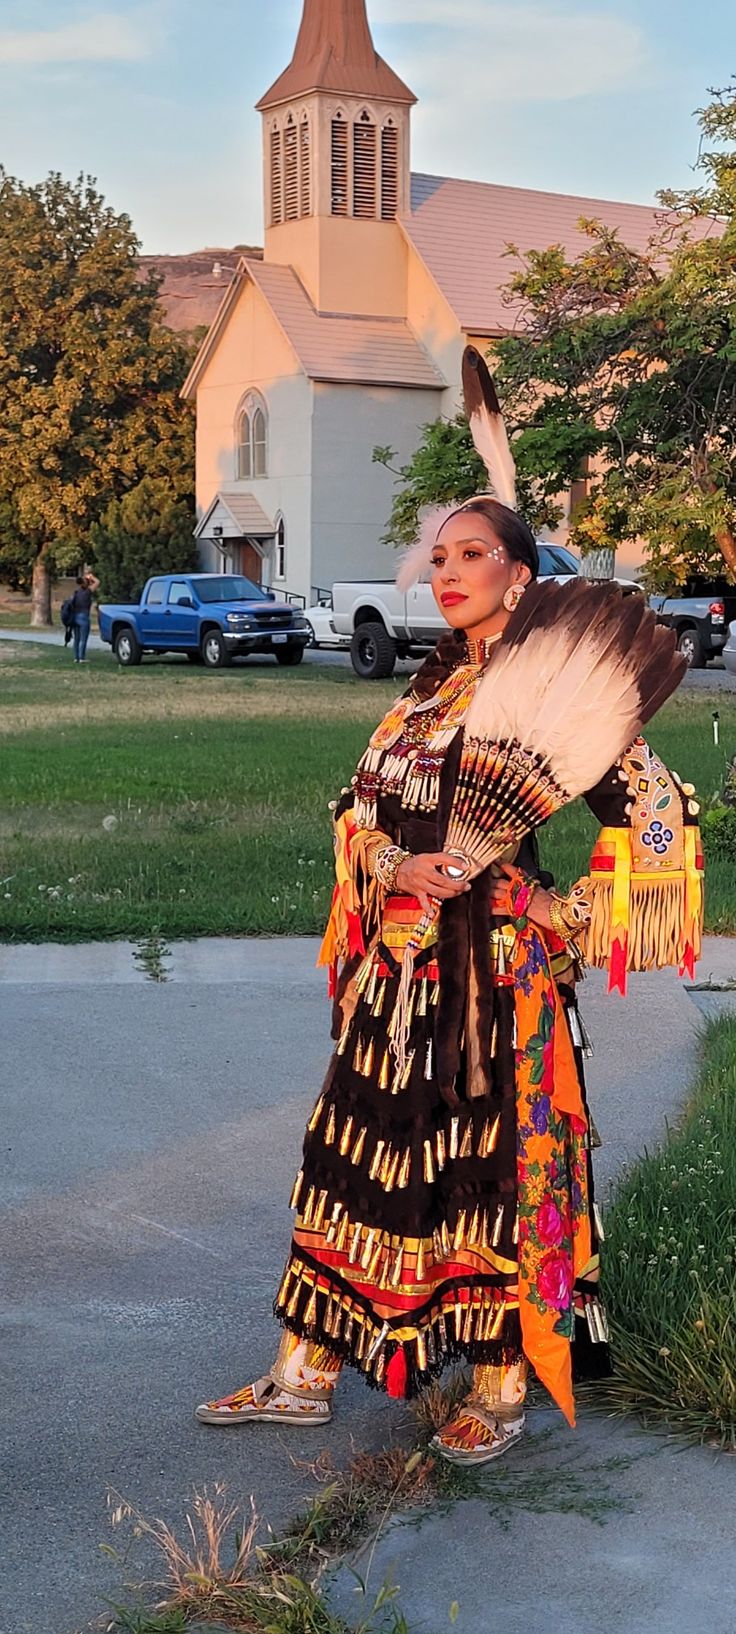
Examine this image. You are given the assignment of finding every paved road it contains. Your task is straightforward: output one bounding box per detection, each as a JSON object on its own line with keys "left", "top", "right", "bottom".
{"left": 2, "top": 624, "right": 735, "bottom": 687}
{"left": 2, "top": 935, "right": 736, "bottom": 1634}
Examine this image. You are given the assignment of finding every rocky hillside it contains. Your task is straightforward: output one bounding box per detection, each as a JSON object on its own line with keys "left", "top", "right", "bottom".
{"left": 139, "top": 246, "right": 263, "bottom": 335}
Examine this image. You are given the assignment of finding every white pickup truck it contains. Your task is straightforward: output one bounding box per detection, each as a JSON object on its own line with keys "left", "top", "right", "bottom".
{"left": 333, "top": 542, "right": 637, "bottom": 678}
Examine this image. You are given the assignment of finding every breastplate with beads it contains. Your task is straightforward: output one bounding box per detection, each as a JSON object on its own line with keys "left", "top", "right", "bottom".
{"left": 352, "top": 655, "right": 494, "bottom": 828}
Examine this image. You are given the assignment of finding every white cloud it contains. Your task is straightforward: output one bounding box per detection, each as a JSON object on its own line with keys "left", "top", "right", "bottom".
{"left": 0, "top": 13, "right": 151, "bottom": 67}
{"left": 372, "top": 1, "right": 651, "bottom": 104}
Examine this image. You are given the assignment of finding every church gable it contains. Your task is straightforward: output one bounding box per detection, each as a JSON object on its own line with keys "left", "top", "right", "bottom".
{"left": 182, "top": 267, "right": 303, "bottom": 401}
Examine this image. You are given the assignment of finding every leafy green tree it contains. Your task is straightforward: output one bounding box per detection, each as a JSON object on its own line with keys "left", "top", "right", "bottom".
{"left": 91, "top": 477, "right": 198, "bottom": 602}
{"left": 376, "top": 85, "right": 736, "bottom": 586}
{"left": 373, "top": 415, "right": 559, "bottom": 550}
{"left": 0, "top": 170, "right": 194, "bottom": 623}
{"left": 494, "top": 83, "right": 736, "bottom": 587}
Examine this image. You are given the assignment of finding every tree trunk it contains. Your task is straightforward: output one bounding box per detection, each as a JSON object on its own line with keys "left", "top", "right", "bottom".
{"left": 31, "top": 550, "right": 53, "bottom": 627}
{"left": 715, "top": 526, "right": 736, "bottom": 582}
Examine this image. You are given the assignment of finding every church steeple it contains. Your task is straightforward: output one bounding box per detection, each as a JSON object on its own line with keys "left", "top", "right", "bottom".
{"left": 257, "top": 0, "right": 413, "bottom": 318}
{"left": 257, "top": 0, "right": 415, "bottom": 112}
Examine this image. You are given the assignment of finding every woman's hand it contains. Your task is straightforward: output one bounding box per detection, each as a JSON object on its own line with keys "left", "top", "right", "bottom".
{"left": 488, "top": 862, "right": 556, "bottom": 931}
{"left": 395, "top": 851, "right": 471, "bottom": 912}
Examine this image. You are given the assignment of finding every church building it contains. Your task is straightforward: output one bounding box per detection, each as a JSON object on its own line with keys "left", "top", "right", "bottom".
{"left": 183, "top": 0, "right": 664, "bottom": 599}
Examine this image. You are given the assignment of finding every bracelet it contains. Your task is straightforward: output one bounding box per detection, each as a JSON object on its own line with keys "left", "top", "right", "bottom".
{"left": 374, "top": 844, "right": 410, "bottom": 894}
{"left": 548, "top": 880, "right": 593, "bottom": 941}
{"left": 509, "top": 874, "right": 540, "bottom": 926}
{"left": 548, "top": 896, "right": 571, "bottom": 941}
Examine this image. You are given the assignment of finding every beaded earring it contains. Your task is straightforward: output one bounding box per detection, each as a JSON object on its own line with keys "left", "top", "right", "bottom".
{"left": 503, "top": 584, "right": 526, "bottom": 613}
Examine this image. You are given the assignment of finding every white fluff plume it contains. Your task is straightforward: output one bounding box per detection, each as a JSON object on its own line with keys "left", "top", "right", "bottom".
{"left": 396, "top": 503, "right": 458, "bottom": 591}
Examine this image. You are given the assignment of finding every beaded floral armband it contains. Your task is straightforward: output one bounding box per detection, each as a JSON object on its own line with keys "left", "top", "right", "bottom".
{"left": 373, "top": 844, "right": 411, "bottom": 894}
{"left": 548, "top": 879, "right": 593, "bottom": 941}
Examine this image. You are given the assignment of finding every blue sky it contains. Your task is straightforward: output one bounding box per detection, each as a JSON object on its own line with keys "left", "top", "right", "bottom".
{"left": 1, "top": 0, "right": 733, "bottom": 252}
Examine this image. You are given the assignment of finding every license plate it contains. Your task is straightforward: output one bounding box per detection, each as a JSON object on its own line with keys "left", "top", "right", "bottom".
{"left": 272, "top": 633, "right": 288, "bottom": 644}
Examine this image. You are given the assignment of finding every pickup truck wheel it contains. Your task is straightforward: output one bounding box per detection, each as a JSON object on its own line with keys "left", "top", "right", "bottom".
{"left": 274, "top": 642, "right": 305, "bottom": 666}
{"left": 114, "top": 627, "right": 142, "bottom": 667}
{"left": 351, "top": 621, "right": 396, "bottom": 680}
{"left": 677, "top": 627, "right": 706, "bottom": 669}
{"left": 201, "top": 629, "right": 231, "bottom": 668}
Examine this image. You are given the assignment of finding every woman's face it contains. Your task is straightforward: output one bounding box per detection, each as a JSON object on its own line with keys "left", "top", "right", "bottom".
{"left": 430, "top": 511, "right": 531, "bottom": 634}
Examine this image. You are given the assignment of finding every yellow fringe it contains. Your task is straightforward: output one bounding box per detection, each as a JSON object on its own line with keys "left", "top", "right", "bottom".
{"left": 586, "top": 873, "right": 702, "bottom": 972}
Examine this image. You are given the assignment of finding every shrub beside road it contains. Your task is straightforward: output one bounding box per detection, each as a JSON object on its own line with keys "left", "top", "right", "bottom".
{"left": 1, "top": 642, "right": 735, "bottom": 942}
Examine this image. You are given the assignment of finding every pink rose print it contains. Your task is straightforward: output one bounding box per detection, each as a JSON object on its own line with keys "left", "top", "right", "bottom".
{"left": 537, "top": 1250, "right": 573, "bottom": 1311}
{"left": 536, "top": 1197, "right": 565, "bottom": 1247}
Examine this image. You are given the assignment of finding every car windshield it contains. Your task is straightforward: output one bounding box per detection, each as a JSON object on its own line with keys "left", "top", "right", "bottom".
{"left": 537, "top": 545, "right": 579, "bottom": 576}
{"left": 194, "top": 576, "right": 268, "bottom": 604}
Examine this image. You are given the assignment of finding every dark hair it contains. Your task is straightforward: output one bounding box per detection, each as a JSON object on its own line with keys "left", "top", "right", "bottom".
{"left": 76, "top": 575, "right": 85, "bottom": 586}
{"left": 410, "top": 499, "right": 539, "bottom": 701}
{"left": 455, "top": 497, "right": 539, "bottom": 580}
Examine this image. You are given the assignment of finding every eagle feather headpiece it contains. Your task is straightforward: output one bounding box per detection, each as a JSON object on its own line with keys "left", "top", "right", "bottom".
{"left": 396, "top": 346, "right": 516, "bottom": 591}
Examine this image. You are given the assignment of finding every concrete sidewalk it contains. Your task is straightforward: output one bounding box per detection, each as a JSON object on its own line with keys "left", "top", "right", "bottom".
{"left": 1, "top": 935, "right": 735, "bottom": 1634}
{"left": 0, "top": 625, "right": 105, "bottom": 650}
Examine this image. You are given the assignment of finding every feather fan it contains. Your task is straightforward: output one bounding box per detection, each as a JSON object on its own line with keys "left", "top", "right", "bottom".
{"left": 390, "top": 580, "right": 685, "bottom": 1067}
{"left": 462, "top": 347, "right": 517, "bottom": 510}
{"left": 443, "top": 579, "right": 685, "bottom": 871}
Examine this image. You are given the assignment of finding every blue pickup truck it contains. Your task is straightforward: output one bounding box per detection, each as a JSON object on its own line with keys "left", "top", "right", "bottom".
{"left": 98, "top": 574, "right": 311, "bottom": 668}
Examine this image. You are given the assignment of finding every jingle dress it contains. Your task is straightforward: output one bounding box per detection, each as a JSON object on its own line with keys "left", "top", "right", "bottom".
{"left": 274, "top": 637, "right": 703, "bottom": 1424}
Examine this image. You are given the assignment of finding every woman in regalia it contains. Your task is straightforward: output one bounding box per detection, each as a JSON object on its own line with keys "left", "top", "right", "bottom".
{"left": 196, "top": 350, "right": 702, "bottom": 1464}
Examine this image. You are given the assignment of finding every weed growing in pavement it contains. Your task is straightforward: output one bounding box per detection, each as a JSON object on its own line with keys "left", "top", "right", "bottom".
{"left": 598, "top": 1014, "right": 736, "bottom": 1448}
{"left": 133, "top": 929, "right": 172, "bottom": 982}
{"left": 104, "top": 1485, "right": 416, "bottom": 1633}
{"left": 103, "top": 1373, "right": 634, "bottom": 1634}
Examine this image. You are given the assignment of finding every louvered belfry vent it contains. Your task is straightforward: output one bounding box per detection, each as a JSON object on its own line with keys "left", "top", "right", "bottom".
{"left": 284, "top": 119, "right": 299, "bottom": 220}
{"left": 331, "top": 116, "right": 348, "bottom": 215}
{"left": 353, "top": 112, "right": 377, "bottom": 218}
{"left": 270, "top": 128, "right": 282, "bottom": 225}
{"left": 381, "top": 124, "right": 398, "bottom": 218}
{"left": 300, "top": 117, "right": 311, "bottom": 215}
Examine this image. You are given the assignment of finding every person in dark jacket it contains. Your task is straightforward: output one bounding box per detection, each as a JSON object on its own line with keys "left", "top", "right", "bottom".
{"left": 71, "top": 573, "right": 99, "bottom": 663}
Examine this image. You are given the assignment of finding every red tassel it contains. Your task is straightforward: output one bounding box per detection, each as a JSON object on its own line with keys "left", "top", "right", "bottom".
{"left": 327, "top": 961, "right": 337, "bottom": 999}
{"left": 347, "top": 912, "right": 366, "bottom": 959}
{"left": 386, "top": 1345, "right": 408, "bottom": 1399}
{"left": 680, "top": 942, "right": 695, "bottom": 980}
{"left": 608, "top": 935, "right": 628, "bottom": 996}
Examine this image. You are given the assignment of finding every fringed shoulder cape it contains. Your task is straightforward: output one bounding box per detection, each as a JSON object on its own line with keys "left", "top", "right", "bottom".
{"left": 274, "top": 644, "right": 703, "bottom": 1424}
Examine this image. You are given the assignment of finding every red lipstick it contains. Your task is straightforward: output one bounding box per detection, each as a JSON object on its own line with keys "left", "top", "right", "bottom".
{"left": 441, "top": 592, "right": 468, "bottom": 607}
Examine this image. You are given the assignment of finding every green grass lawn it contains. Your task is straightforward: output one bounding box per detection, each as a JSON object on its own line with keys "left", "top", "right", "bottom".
{"left": 600, "top": 1012, "right": 736, "bottom": 1447}
{"left": 1, "top": 640, "right": 734, "bottom": 941}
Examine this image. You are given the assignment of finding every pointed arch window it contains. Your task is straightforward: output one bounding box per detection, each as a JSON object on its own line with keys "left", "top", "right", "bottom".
{"left": 353, "top": 110, "right": 377, "bottom": 218}
{"left": 284, "top": 115, "right": 298, "bottom": 220}
{"left": 275, "top": 517, "right": 286, "bottom": 582}
{"left": 300, "top": 115, "right": 311, "bottom": 216}
{"left": 236, "top": 397, "right": 268, "bottom": 481}
{"left": 270, "top": 126, "right": 282, "bottom": 226}
{"left": 331, "top": 113, "right": 348, "bottom": 216}
{"left": 381, "top": 122, "right": 399, "bottom": 219}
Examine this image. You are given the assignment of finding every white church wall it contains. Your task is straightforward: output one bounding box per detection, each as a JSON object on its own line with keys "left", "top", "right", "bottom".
{"left": 310, "top": 381, "right": 444, "bottom": 589}
{"left": 192, "top": 279, "right": 313, "bottom": 593}
{"left": 405, "top": 243, "right": 465, "bottom": 411}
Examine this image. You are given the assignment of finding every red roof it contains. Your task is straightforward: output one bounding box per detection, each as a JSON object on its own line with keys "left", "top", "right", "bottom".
{"left": 405, "top": 173, "right": 722, "bottom": 335}
{"left": 257, "top": 0, "right": 415, "bottom": 111}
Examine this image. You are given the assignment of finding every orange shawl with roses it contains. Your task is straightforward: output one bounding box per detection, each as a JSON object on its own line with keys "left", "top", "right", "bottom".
{"left": 512, "top": 924, "right": 592, "bottom": 1425}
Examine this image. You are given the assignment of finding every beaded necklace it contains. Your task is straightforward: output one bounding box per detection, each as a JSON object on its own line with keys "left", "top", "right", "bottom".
{"left": 352, "top": 632, "right": 502, "bottom": 826}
